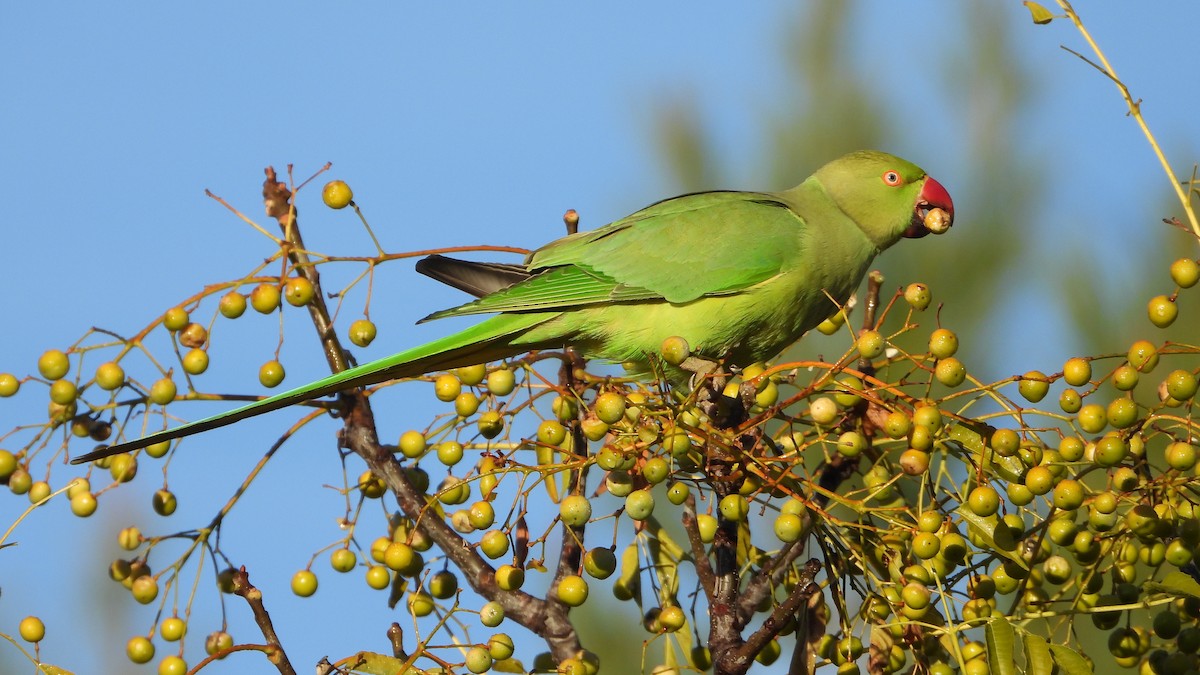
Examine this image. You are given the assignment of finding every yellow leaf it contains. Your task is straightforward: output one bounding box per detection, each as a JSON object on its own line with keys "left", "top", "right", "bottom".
{"left": 1023, "top": 1, "right": 1055, "bottom": 24}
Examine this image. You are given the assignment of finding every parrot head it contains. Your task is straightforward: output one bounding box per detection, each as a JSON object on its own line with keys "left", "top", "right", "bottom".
{"left": 814, "top": 150, "right": 955, "bottom": 249}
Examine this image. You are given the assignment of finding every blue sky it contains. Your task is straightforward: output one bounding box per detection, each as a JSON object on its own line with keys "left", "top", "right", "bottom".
{"left": 2, "top": 3, "right": 1199, "bottom": 674}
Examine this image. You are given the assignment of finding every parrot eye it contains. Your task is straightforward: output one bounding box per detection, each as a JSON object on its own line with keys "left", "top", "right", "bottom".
{"left": 882, "top": 170, "right": 903, "bottom": 187}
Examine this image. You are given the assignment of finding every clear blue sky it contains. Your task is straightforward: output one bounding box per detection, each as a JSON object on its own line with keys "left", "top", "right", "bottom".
{"left": 1, "top": 3, "right": 1198, "bottom": 673}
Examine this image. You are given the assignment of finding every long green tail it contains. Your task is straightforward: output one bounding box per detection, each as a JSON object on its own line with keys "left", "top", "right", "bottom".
{"left": 71, "top": 313, "right": 556, "bottom": 464}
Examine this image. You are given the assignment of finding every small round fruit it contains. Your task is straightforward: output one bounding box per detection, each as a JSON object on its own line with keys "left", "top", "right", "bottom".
{"left": 259, "top": 360, "right": 285, "bottom": 388}
{"left": 625, "top": 489, "right": 655, "bottom": 521}
{"left": 205, "top": 631, "right": 234, "bottom": 656}
{"left": 158, "top": 655, "right": 187, "bottom": 675}
{"left": 928, "top": 328, "right": 959, "bottom": 359}
{"left": 49, "top": 379, "right": 77, "bottom": 405}
{"left": 465, "top": 646, "right": 493, "bottom": 674}
{"left": 348, "top": 319, "right": 377, "bottom": 347}
{"left": 219, "top": 291, "right": 247, "bottom": 318}
{"left": 557, "top": 575, "right": 590, "bottom": 606}
{"left": 131, "top": 575, "right": 159, "bottom": 604}
{"left": 480, "top": 530, "right": 510, "bottom": 559}
{"left": 719, "top": 494, "right": 749, "bottom": 521}
{"left": 480, "top": 601, "right": 505, "bottom": 627}
{"left": 330, "top": 548, "right": 357, "bottom": 573}
{"left": 774, "top": 513, "right": 804, "bottom": 542}
{"left": 18, "top": 616, "right": 45, "bottom": 642}
{"left": 560, "top": 495, "right": 592, "bottom": 527}
{"left": 38, "top": 349, "right": 70, "bottom": 380}
{"left": 1127, "top": 340, "right": 1159, "bottom": 372}
{"left": 1172, "top": 258, "right": 1200, "bottom": 288}
{"left": 160, "top": 617, "right": 186, "bottom": 642}
{"left": 1053, "top": 479, "right": 1084, "bottom": 511}
{"left": 182, "top": 348, "right": 209, "bottom": 375}
{"left": 583, "top": 548, "right": 617, "bottom": 579}
{"left": 489, "top": 633, "right": 515, "bottom": 660}
{"left": 967, "top": 485, "right": 1000, "bottom": 517}
{"left": 1059, "top": 389, "right": 1082, "bottom": 414}
{"left": 322, "top": 180, "right": 353, "bottom": 209}
{"left": 857, "top": 330, "right": 886, "bottom": 359}
{"left": 1063, "top": 357, "right": 1091, "bottom": 386}
{"left": 365, "top": 565, "right": 390, "bottom": 590}
{"left": 477, "top": 410, "right": 504, "bottom": 438}
{"left": 594, "top": 392, "right": 627, "bottom": 425}
{"left": 455, "top": 364, "right": 486, "bottom": 386}
{"left": 71, "top": 491, "right": 98, "bottom": 517}
{"left": 0, "top": 373, "right": 18, "bottom": 397}
{"left": 291, "top": 570, "right": 318, "bottom": 597}
{"left": 1166, "top": 370, "right": 1199, "bottom": 401}
{"left": 1167, "top": 442, "right": 1198, "bottom": 471}
{"left": 1018, "top": 371, "right": 1049, "bottom": 403}
{"left": 1076, "top": 403, "right": 1106, "bottom": 434}
{"left": 429, "top": 570, "right": 459, "bottom": 599}
{"left": 696, "top": 514, "right": 717, "bottom": 543}
{"left": 666, "top": 481, "right": 690, "bottom": 505}
{"left": 434, "top": 373, "right": 461, "bottom": 402}
{"left": 660, "top": 336, "right": 690, "bottom": 366}
{"left": 152, "top": 489, "right": 177, "bottom": 516}
{"left": 127, "top": 635, "right": 155, "bottom": 664}
{"left": 1093, "top": 435, "right": 1128, "bottom": 467}
{"left": 1148, "top": 295, "right": 1178, "bottom": 328}
{"left": 1106, "top": 397, "right": 1139, "bottom": 429}
{"left": 162, "top": 307, "right": 190, "bottom": 332}
{"left": 284, "top": 276, "right": 315, "bottom": 306}
{"left": 436, "top": 440, "right": 463, "bottom": 465}
{"left": 659, "top": 605, "right": 686, "bottom": 632}
{"left": 905, "top": 283, "right": 931, "bottom": 310}
{"left": 250, "top": 283, "right": 281, "bottom": 314}
{"left": 95, "top": 362, "right": 125, "bottom": 390}
{"left": 148, "top": 378, "right": 177, "bottom": 405}
{"left": 486, "top": 367, "right": 515, "bottom": 395}
{"left": 495, "top": 565, "right": 524, "bottom": 591}
{"left": 934, "top": 358, "right": 966, "bottom": 387}
{"left": 398, "top": 430, "right": 427, "bottom": 458}
{"left": 468, "top": 501, "right": 495, "bottom": 530}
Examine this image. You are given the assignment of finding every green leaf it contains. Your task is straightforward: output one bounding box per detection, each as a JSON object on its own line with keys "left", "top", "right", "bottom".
{"left": 958, "top": 508, "right": 1028, "bottom": 570}
{"left": 1049, "top": 644, "right": 1094, "bottom": 675}
{"left": 1023, "top": 633, "right": 1054, "bottom": 675}
{"left": 1023, "top": 1, "right": 1055, "bottom": 24}
{"left": 1144, "top": 571, "right": 1200, "bottom": 599}
{"left": 985, "top": 616, "right": 1017, "bottom": 675}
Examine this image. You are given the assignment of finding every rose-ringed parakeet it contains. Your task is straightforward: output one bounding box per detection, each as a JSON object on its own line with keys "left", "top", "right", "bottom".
{"left": 72, "top": 150, "right": 953, "bottom": 464}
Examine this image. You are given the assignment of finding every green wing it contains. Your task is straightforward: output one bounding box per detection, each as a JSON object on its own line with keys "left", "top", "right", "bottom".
{"left": 428, "top": 191, "right": 805, "bottom": 319}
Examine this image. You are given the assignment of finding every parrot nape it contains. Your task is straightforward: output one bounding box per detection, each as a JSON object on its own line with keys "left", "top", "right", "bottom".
{"left": 72, "top": 150, "right": 954, "bottom": 464}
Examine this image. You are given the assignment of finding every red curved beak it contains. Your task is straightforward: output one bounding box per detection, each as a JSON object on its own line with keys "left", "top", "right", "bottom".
{"left": 904, "top": 175, "right": 955, "bottom": 238}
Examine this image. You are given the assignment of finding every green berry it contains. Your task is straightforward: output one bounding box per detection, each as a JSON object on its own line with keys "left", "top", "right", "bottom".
{"left": 250, "top": 283, "right": 281, "bottom": 314}
{"left": 1166, "top": 442, "right": 1197, "bottom": 471}
{"left": 436, "top": 440, "right": 463, "bottom": 466}
{"left": 330, "top": 548, "right": 357, "bottom": 573}
{"left": 70, "top": 491, "right": 98, "bottom": 517}
{"left": 131, "top": 575, "right": 159, "bottom": 604}
{"left": 495, "top": 564, "right": 524, "bottom": 591}
{"left": 1165, "top": 370, "right": 1198, "bottom": 401}
{"left": 322, "top": 180, "right": 353, "bottom": 209}
{"left": 696, "top": 514, "right": 717, "bottom": 542}
{"left": 456, "top": 364, "right": 487, "bottom": 386}
{"left": 489, "top": 633, "right": 516, "bottom": 661}
{"left": 928, "top": 328, "right": 959, "bottom": 359}
{"left": 486, "top": 367, "right": 515, "bottom": 395}
{"left": 158, "top": 656, "right": 187, "bottom": 675}
{"left": 625, "top": 489, "right": 655, "bottom": 521}
{"left": 594, "top": 392, "right": 627, "bottom": 425}
{"left": 95, "top": 362, "right": 125, "bottom": 390}
{"left": 1059, "top": 389, "right": 1082, "bottom": 414}
{"left": 479, "top": 601, "right": 505, "bottom": 627}
{"left": 719, "top": 494, "right": 749, "bottom": 521}
{"left": 1111, "top": 364, "right": 1139, "bottom": 391}
{"left": 774, "top": 513, "right": 804, "bottom": 542}
{"left": 1018, "top": 371, "right": 1049, "bottom": 402}
{"left": 49, "top": 379, "right": 77, "bottom": 405}
{"left": 560, "top": 495, "right": 592, "bottom": 527}
{"left": 467, "top": 501, "right": 495, "bottom": 530}
{"left": 259, "top": 360, "right": 285, "bottom": 388}
{"left": 967, "top": 485, "right": 1000, "bottom": 517}
{"left": 1106, "top": 397, "right": 1139, "bottom": 429}
{"left": 1127, "top": 340, "right": 1159, "bottom": 372}
{"left": 1093, "top": 434, "right": 1128, "bottom": 467}
{"left": 182, "top": 348, "right": 209, "bottom": 375}
{"left": 1148, "top": 295, "right": 1178, "bottom": 328}
{"left": 1076, "top": 403, "right": 1106, "bottom": 434}
{"left": 148, "top": 378, "right": 176, "bottom": 405}
{"left": 219, "top": 291, "right": 247, "bottom": 318}
{"left": 660, "top": 336, "right": 690, "bottom": 366}
{"left": 429, "top": 570, "right": 459, "bottom": 599}
{"left": 0, "top": 373, "right": 18, "bottom": 397}
{"left": 291, "top": 570, "right": 318, "bottom": 597}
{"left": 1063, "top": 357, "right": 1092, "bottom": 387}
{"left": 1171, "top": 258, "right": 1200, "bottom": 288}
{"left": 283, "top": 276, "right": 314, "bottom": 306}
{"left": 934, "top": 358, "right": 966, "bottom": 387}
{"left": 364, "top": 565, "right": 390, "bottom": 590}
{"left": 465, "top": 646, "right": 493, "bottom": 674}
{"left": 127, "top": 635, "right": 155, "bottom": 664}
{"left": 348, "top": 319, "right": 377, "bottom": 347}
{"left": 160, "top": 617, "right": 186, "bottom": 642}
{"left": 37, "top": 349, "right": 70, "bottom": 380}
{"left": 904, "top": 283, "right": 931, "bottom": 310}
{"left": 480, "top": 530, "right": 509, "bottom": 559}
{"left": 857, "top": 330, "right": 886, "bottom": 359}
{"left": 557, "top": 575, "right": 589, "bottom": 606}
{"left": 162, "top": 307, "right": 190, "bottom": 332}
{"left": 433, "top": 373, "right": 461, "bottom": 402}
{"left": 152, "top": 489, "right": 177, "bottom": 516}
{"left": 398, "top": 430, "right": 427, "bottom": 458}
{"left": 477, "top": 410, "right": 504, "bottom": 438}
{"left": 666, "top": 481, "right": 690, "bottom": 505}
{"left": 583, "top": 548, "right": 617, "bottom": 579}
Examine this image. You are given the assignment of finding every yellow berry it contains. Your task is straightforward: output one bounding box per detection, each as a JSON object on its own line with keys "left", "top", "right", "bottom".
{"left": 162, "top": 307, "right": 190, "bottom": 332}
{"left": 284, "top": 276, "right": 315, "bottom": 307}
{"left": 322, "top": 180, "right": 354, "bottom": 209}
{"left": 348, "top": 319, "right": 377, "bottom": 347}
{"left": 219, "top": 291, "right": 247, "bottom": 318}
{"left": 18, "top": 616, "right": 44, "bottom": 642}
{"left": 37, "top": 349, "right": 70, "bottom": 380}
{"left": 259, "top": 360, "right": 286, "bottom": 388}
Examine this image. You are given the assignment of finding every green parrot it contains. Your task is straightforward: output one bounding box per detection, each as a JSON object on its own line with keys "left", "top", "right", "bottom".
{"left": 72, "top": 150, "right": 953, "bottom": 464}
